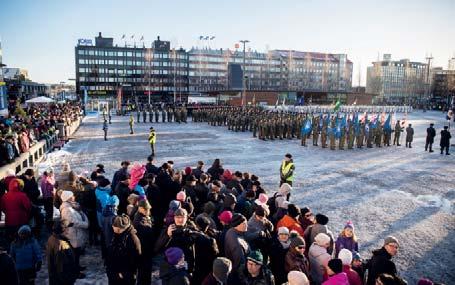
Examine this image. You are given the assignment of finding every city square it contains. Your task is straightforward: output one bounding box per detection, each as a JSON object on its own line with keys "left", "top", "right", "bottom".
{"left": 1, "top": 1, "right": 454, "bottom": 285}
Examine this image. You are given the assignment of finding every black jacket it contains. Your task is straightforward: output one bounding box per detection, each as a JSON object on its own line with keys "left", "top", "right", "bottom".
{"left": 0, "top": 251, "right": 19, "bottom": 285}
{"left": 133, "top": 212, "right": 155, "bottom": 262}
{"left": 159, "top": 261, "right": 190, "bottom": 285}
{"left": 268, "top": 238, "right": 289, "bottom": 285}
{"left": 440, "top": 130, "right": 451, "bottom": 147}
{"left": 114, "top": 182, "right": 131, "bottom": 215}
{"left": 366, "top": 247, "right": 397, "bottom": 285}
{"left": 193, "top": 232, "right": 220, "bottom": 285}
{"left": 426, "top": 127, "right": 436, "bottom": 142}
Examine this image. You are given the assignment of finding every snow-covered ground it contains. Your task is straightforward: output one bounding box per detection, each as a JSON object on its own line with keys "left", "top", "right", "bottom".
{"left": 36, "top": 110, "right": 454, "bottom": 284}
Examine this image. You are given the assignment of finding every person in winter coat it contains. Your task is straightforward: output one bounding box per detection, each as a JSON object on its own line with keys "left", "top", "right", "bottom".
{"left": 351, "top": 252, "right": 366, "bottom": 283}
{"left": 277, "top": 204, "right": 305, "bottom": 236}
{"left": 101, "top": 195, "right": 119, "bottom": 259}
{"left": 338, "top": 249, "right": 362, "bottom": 285}
{"left": 207, "top": 158, "right": 224, "bottom": 181}
{"left": 271, "top": 196, "right": 289, "bottom": 225}
{"left": 440, "top": 125, "right": 451, "bottom": 155}
{"left": 322, "top": 259, "right": 349, "bottom": 285}
{"left": 245, "top": 206, "right": 274, "bottom": 261}
{"left": 159, "top": 247, "right": 190, "bottom": 285}
{"left": 366, "top": 236, "right": 400, "bottom": 285}
{"left": 405, "top": 124, "right": 414, "bottom": 148}
{"left": 40, "top": 168, "right": 56, "bottom": 231}
{"left": 111, "top": 161, "right": 130, "bottom": 193}
{"left": 285, "top": 233, "right": 310, "bottom": 277}
{"left": 236, "top": 190, "right": 256, "bottom": 220}
{"left": 193, "top": 216, "right": 220, "bottom": 285}
{"left": 217, "top": 210, "right": 232, "bottom": 256}
{"left": 154, "top": 208, "right": 201, "bottom": 274}
{"left": 287, "top": 271, "right": 310, "bottom": 285}
{"left": 226, "top": 171, "right": 245, "bottom": 195}
{"left": 0, "top": 245, "right": 19, "bottom": 285}
{"left": 60, "top": 191, "right": 88, "bottom": 275}
{"left": 335, "top": 221, "right": 359, "bottom": 256}
{"left": 308, "top": 233, "right": 332, "bottom": 285}
{"left": 298, "top": 207, "right": 315, "bottom": 233}
{"left": 224, "top": 213, "right": 250, "bottom": 277}
{"left": 46, "top": 220, "right": 79, "bottom": 285}
{"left": 202, "top": 257, "right": 233, "bottom": 285}
{"left": 114, "top": 173, "right": 131, "bottom": 215}
{"left": 106, "top": 215, "right": 142, "bottom": 285}
{"left": 192, "top": 160, "right": 205, "bottom": 180}
{"left": 133, "top": 200, "right": 155, "bottom": 285}
{"left": 239, "top": 250, "right": 275, "bottom": 285}
{"left": 10, "top": 225, "right": 42, "bottom": 285}
{"left": 95, "top": 178, "right": 112, "bottom": 227}
{"left": 0, "top": 178, "right": 31, "bottom": 230}
{"left": 304, "top": 213, "right": 334, "bottom": 254}
{"left": 269, "top": 227, "right": 291, "bottom": 285}
{"left": 425, "top": 123, "right": 436, "bottom": 152}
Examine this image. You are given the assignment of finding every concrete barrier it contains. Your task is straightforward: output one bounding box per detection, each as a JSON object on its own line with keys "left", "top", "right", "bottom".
{"left": 0, "top": 116, "right": 82, "bottom": 179}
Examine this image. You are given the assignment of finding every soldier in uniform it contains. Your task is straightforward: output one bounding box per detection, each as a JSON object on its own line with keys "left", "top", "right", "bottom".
{"left": 329, "top": 117, "right": 336, "bottom": 150}
{"left": 149, "top": 106, "right": 153, "bottom": 123}
{"left": 142, "top": 108, "right": 147, "bottom": 123}
{"left": 383, "top": 124, "right": 392, "bottom": 146}
{"left": 366, "top": 122, "right": 374, "bottom": 148}
{"left": 252, "top": 116, "right": 258, "bottom": 138}
{"left": 136, "top": 108, "right": 141, "bottom": 123}
{"left": 102, "top": 119, "right": 108, "bottom": 141}
{"left": 154, "top": 107, "right": 160, "bottom": 123}
{"left": 393, "top": 120, "right": 402, "bottom": 146}
{"left": 405, "top": 124, "right": 414, "bottom": 148}
{"left": 161, "top": 107, "right": 166, "bottom": 122}
{"left": 339, "top": 123, "right": 346, "bottom": 150}
{"left": 321, "top": 115, "right": 328, "bottom": 148}
{"left": 175, "top": 107, "right": 181, "bottom": 123}
{"left": 347, "top": 121, "right": 354, "bottom": 149}
{"left": 375, "top": 124, "right": 383, "bottom": 147}
{"left": 182, "top": 106, "right": 188, "bottom": 123}
{"left": 168, "top": 107, "right": 173, "bottom": 122}
{"left": 356, "top": 122, "right": 364, "bottom": 148}
{"left": 312, "top": 116, "right": 319, "bottom": 146}
{"left": 129, "top": 114, "right": 135, "bottom": 134}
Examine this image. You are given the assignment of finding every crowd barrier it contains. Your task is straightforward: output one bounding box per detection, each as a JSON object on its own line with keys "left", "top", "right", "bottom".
{"left": 0, "top": 116, "right": 82, "bottom": 180}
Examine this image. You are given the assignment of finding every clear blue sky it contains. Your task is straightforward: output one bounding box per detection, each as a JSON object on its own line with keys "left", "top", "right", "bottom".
{"left": 1, "top": 0, "right": 453, "bottom": 85}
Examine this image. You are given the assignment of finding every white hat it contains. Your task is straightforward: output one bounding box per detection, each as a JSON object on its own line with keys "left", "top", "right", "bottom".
{"left": 278, "top": 227, "right": 290, "bottom": 235}
{"left": 287, "top": 271, "right": 309, "bottom": 285}
{"left": 60, "top": 191, "right": 74, "bottom": 202}
{"left": 314, "top": 233, "right": 331, "bottom": 246}
{"left": 6, "top": 169, "right": 15, "bottom": 177}
{"left": 338, "top": 248, "right": 353, "bottom": 265}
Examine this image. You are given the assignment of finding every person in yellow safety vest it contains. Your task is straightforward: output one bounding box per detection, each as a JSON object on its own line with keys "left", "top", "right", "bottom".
{"left": 129, "top": 115, "right": 135, "bottom": 134}
{"left": 280, "top": 153, "right": 295, "bottom": 188}
{"left": 148, "top": 127, "right": 156, "bottom": 156}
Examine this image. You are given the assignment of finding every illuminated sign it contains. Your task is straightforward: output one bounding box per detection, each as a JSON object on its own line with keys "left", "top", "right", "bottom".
{"left": 78, "top": 39, "right": 93, "bottom": 46}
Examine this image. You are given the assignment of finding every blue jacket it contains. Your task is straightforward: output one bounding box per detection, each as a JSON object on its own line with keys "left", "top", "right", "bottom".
{"left": 10, "top": 238, "right": 42, "bottom": 270}
{"left": 95, "top": 186, "right": 111, "bottom": 226}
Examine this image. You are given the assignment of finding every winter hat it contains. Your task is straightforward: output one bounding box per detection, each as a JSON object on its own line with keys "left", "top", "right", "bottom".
{"left": 18, "top": 225, "right": 32, "bottom": 235}
{"left": 186, "top": 175, "right": 197, "bottom": 182}
{"left": 165, "top": 247, "right": 184, "bottom": 266}
{"left": 203, "top": 201, "right": 216, "bottom": 214}
{"left": 247, "top": 250, "right": 263, "bottom": 265}
{"left": 174, "top": 208, "right": 188, "bottom": 217}
{"left": 113, "top": 215, "right": 131, "bottom": 230}
{"left": 196, "top": 216, "right": 211, "bottom": 231}
{"left": 285, "top": 153, "right": 292, "bottom": 159}
{"left": 315, "top": 213, "right": 329, "bottom": 225}
{"left": 287, "top": 271, "right": 310, "bottom": 285}
{"left": 138, "top": 199, "right": 151, "bottom": 210}
{"left": 254, "top": 205, "right": 266, "bottom": 217}
{"left": 328, "top": 258, "right": 343, "bottom": 274}
{"left": 314, "top": 233, "right": 331, "bottom": 246}
{"left": 344, "top": 221, "right": 354, "bottom": 230}
{"left": 290, "top": 235, "right": 305, "bottom": 249}
{"left": 287, "top": 204, "right": 300, "bottom": 219}
{"left": 212, "top": 180, "right": 222, "bottom": 188}
{"left": 98, "top": 178, "right": 111, "bottom": 188}
{"left": 255, "top": 193, "right": 268, "bottom": 205}
{"left": 218, "top": 210, "right": 233, "bottom": 224}
{"left": 278, "top": 226, "right": 290, "bottom": 235}
{"left": 338, "top": 249, "right": 353, "bottom": 265}
{"left": 384, "top": 236, "right": 399, "bottom": 247}
{"left": 417, "top": 279, "right": 434, "bottom": 285}
{"left": 184, "top": 166, "right": 192, "bottom": 175}
{"left": 176, "top": 191, "right": 186, "bottom": 201}
{"left": 223, "top": 193, "right": 237, "bottom": 208}
{"left": 60, "top": 191, "right": 74, "bottom": 202}
{"left": 279, "top": 183, "right": 292, "bottom": 196}
{"left": 352, "top": 251, "right": 361, "bottom": 261}
{"left": 222, "top": 169, "right": 232, "bottom": 180}
{"left": 107, "top": 195, "right": 120, "bottom": 206}
{"left": 213, "top": 257, "right": 232, "bottom": 283}
{"left": 230, "top": 213, "right": 246, "bottom": 227}
{"left": 169, "top": 200, "right": 181, "bottom": 212}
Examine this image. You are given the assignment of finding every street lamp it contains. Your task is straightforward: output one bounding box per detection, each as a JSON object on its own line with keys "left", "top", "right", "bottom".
{"left": 239, "top": 40, "right": 250, "bottom": 107}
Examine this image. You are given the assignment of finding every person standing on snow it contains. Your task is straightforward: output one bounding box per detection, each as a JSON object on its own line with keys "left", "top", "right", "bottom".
{"left": 148, "top": 127, "right": 156, "bottom": 156}
{"left": 280, "top": 153, "right": 295, "bottom": 187}
{"left": 102, "top": 119, "right": 108, "bottom": 141}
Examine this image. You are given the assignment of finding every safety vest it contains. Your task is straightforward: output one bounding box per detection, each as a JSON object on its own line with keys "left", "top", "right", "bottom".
{"left": 148, "top": 130, "right": 156, "bottom": 144}
{"left": 281, "top": 161, "right": 294, "bottom": 182}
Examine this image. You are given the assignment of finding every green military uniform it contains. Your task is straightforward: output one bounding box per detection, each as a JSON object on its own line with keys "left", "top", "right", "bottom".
{"left": 321, "top": 116, "right": 328, "bottom": 148}
{"left": 347, "top": 123, "right": 354, "bottom": 149}
{"left": 312, "top": 116, "right": 319, "bottom": 146}
{"left": 393, "top": 121, "right": 402, "bottom": 146}
{"left": 129, "top": 115, "right": 135, "bottom": 134}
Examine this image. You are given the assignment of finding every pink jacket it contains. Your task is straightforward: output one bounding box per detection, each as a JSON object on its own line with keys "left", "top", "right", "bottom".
{"left": 322, "top": 272, "right": 349, "bottom": 285}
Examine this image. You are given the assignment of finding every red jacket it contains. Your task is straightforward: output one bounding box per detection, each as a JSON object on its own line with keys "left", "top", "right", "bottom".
{"left": 277, "top": 215, "right": 305, "bottom": 236}
{"left": 343, "top": 264, "right": 363, "bottom": 285}
{"left": 0, "top": 179, "right": 31, "bottom": 226}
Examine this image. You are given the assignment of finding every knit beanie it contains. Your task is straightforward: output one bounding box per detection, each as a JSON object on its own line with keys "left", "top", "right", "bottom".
{"left": 98, "top": 178, "right": 111, "bottom": 188}
{"left": 352, "top": 251, "right": 361, "bottom": 261}
{"left": 314, "top": 233, "right": 331, "bottom": 246}
{"left": 287, "top": 271, "right": 310, "bottom": 285}
{"left": 338, "top": 248, "right": 353, "bottom": 265}
{"left": 165, "top": 247, "right": 184, "bottom": 266}
{"left": 384, "top": 236, "right": 399, "bottom": 247}
{"left": 417, "top": 279, "right": 434, "bottom": 285}
{"left": 230, "top": 213, "right": 246, "bottom": 227}
{"left": 169, "top": 200, "right": 181, "bottom": 212}
{"left": 315, "top": 213, "right": 329, "bottom": 225}
{"left": 213, "top": 257, "right": 232, "bottom": 283}
{"left": 223, "top": 193, "right": 237, "bottom": 208}
{"left": 176, "top": 191, "right": 186, "bottom": 201}
{"left": 278, "top": 227, "right": 290, "bottom": 235}
{"left": 18, "top": 225, "right": 32, "bottom": 236}
{"left": 328, "top": 258, "right": 343, "bottom": 274}
{"left": 218, "top": 210, "right": 233, "bottom": 224}
{"left": 344, "top": 221, "right": 354, "bottom": 230}
{"left": 60, "top": 190, "right": 74, "bottom": 202}
{"left": 247, "top": 250, "right": 263, "bottom": 265}
{"left": 290, "top": 235, "right": 305, "bottom": 249}
{"left": 287, "top": 204, "right": 300, "bottom": 219}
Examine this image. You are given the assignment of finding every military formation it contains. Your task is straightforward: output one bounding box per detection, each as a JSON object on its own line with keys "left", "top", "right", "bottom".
{"left": 195, "top": 106, "right": 412, "bottom": 151}
{"left": 134, "top": 105, "right": 188, "bottom": 124}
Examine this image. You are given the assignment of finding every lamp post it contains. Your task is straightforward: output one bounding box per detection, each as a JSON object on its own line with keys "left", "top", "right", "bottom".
{"left": 239, "top": 40, "right": 250, "bottom": 107}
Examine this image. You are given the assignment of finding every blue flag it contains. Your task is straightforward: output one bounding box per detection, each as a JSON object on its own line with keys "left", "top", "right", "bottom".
{"left": 302, "top": 117, "right": 312, "bottom": 135}
{"left": 383, "top": 114, "right": 392, "bottom": 132}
